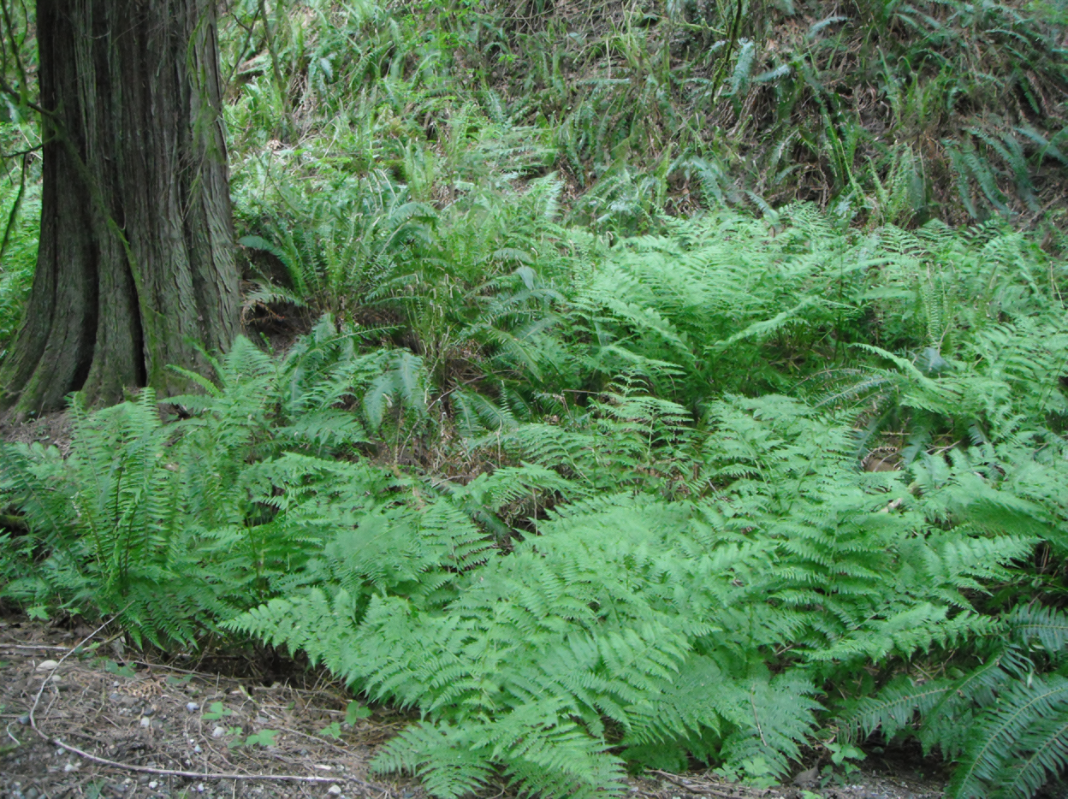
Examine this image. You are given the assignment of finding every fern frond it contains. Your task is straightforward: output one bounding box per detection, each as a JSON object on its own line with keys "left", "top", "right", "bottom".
{"left": 1007, "top": 605, "right": 1068, "bottom": 654}
{"left": 949, "top": 674, "right": 1068, "bottom": 799}
{"left": 371, "top": 722, "right": 496, "bottom": 799}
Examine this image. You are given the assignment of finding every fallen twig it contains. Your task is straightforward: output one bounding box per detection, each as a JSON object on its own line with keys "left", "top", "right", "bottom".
{"left": 0, "top": 643, "right": 77, "bottom": 652}
{"left": 26, "top": 613, "right": 385, "bottom": 789}
{"left": 649, "top": 769, "right": 752, "bottom": 798}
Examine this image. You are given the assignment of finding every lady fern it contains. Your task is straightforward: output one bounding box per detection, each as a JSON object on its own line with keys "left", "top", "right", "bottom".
{"left": 227, "top": 387, "right": 1045, "bottom": 797}
{"left": 230, "top": 491, "right": 827, "bottom": 796}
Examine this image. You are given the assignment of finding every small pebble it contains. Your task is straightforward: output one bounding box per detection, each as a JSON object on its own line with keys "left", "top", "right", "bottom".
{"left": 193, "top": 744, "right": 202, "bottom": 753}
{"left": 141, "top": 706, "right": 155, "bottom": 717}
{"left": 185, "top": 702, "right": 199, "bottom": 712}
{"left": 327, "top": 787, "right": 342, "bottom": 796}
{"left": 16, "top": 714, "right": 29, "bottom": 725}
{"left": 139, "top": 716, "right": 151, "bottom": 728}
{"left": 36, "top": 659, "right": 59, "bottom": 671}
{"left": 212, "top": 726, "right": 226, "bottom": 738}
{"left": 148, "top": 781, "right": 158, "bottom": 789}
{"left": 24, "top": 789, "right": 39, "bottom": 799}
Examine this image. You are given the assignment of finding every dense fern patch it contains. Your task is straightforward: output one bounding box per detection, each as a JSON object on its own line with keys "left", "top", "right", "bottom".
{"left": 4, "top": 207, "right": 1066, "bottom": 796}
{"left": 228, "top": 392, "right": 1040, "bottom": 794}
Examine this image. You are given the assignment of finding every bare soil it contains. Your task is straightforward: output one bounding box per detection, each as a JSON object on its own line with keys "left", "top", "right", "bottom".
{"left": 0, "top": 411, "right": 73, "bottom": 455}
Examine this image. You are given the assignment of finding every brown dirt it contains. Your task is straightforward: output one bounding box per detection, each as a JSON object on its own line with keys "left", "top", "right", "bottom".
{"left": 0, "top": 411, "right": 73, "bottom": 455}
{"left": 0, "top": 609, "right": 946, "bottom": 799}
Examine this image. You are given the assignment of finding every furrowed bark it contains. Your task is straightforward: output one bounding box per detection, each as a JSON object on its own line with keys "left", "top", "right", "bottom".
{"left": 0, "top": 0, "right": 237, "bottom": 416}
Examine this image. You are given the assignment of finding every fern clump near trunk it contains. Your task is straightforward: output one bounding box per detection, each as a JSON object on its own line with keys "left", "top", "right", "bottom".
{"left": 0, "top": 389, "right": 239, "bottom": 646}
{"left": 0, "top": 320, "right": 430, "bottom": 647}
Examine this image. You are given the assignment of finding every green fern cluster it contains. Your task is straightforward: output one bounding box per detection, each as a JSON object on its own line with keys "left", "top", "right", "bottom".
{"left": 226, "top": 211, "right": 1068, "bottom": 797}
{"left": 232, "top": 127, "right": 582, "bottom": 405}
{"left": 840, "top": 605, "right": 1068, "bottom": 799}
{"left": 453, "top": 207, "right": 1068, "bottom": 445}
{"left": 568, "top": 207, "right": 857, "bottom": 399}
{"left": 4, "top": 204, "right": 1066, "bottom": 798}
{"left": 0, "top": 321, "right": 427, "bottom": 645}
{"left": 560, "top": 208, "right": 1068, "bottom": 419}
{"left": 229, "top": 388, "right": 1041, "bottom": 796}
{"left": 230, "top": 489, "right": 824, "bottom": 796}
{"left": 1, "top": 390, "right": 234, "bottom": 645}
{"left": 237, "top": 169, "right": 437, "bottom": 315}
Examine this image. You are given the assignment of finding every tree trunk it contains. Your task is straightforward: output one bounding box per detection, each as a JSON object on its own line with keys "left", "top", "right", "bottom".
{"left": 0, "top": 0, "right": 238, "bottom": 416}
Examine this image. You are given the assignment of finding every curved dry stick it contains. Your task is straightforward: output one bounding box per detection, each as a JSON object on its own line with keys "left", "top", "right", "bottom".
{"left": 26, "top": 614, "right": 384, "bottom": 789}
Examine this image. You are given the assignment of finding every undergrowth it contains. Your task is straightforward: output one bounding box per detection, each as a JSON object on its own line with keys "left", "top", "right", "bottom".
{"left": 3, "top": 208, "right": 1067, "bottom": 797}
{"left": 221, "top": 0, "right": 1068, "bottom": 240}
{"left": 0, "top": 141, "right": 39, "bottom": 361}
